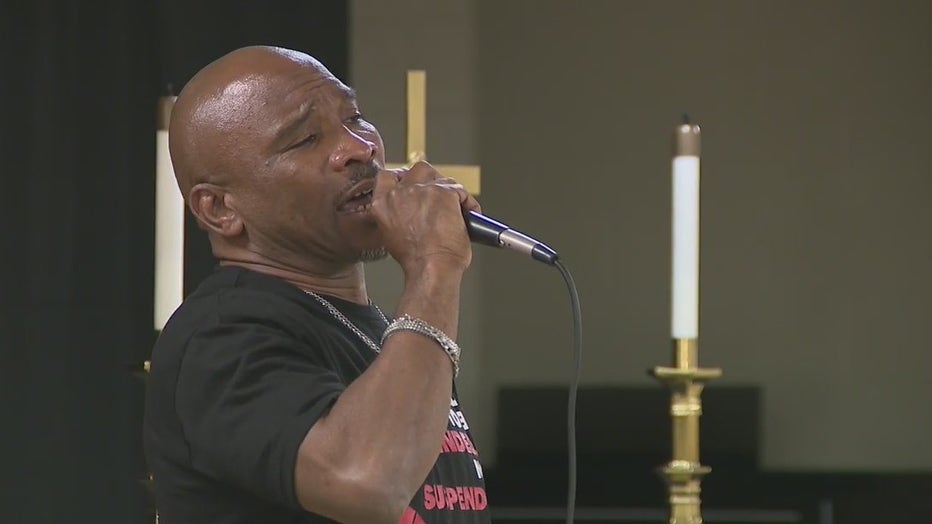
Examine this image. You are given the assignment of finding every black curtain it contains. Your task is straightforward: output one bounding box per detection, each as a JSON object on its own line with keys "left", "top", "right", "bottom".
{"left": 0, "top": 1, "right": 348, "bottom": 522}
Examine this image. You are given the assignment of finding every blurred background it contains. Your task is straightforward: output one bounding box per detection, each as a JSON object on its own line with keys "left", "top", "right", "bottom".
{"left": 2, "top": 0, "right": 930, "bottom": 522}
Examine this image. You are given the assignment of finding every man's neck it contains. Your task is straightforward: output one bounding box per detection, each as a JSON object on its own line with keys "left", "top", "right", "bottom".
{"left": 219, "top": 259, "right": 369, "bottom": 305}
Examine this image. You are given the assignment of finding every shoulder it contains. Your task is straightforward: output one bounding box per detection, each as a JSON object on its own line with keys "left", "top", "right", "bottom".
{"left": 185, "top": 267, "right": 330, "bottom": 333}
{"left": 154, "top": 267, "right": 342, "bottom": 366}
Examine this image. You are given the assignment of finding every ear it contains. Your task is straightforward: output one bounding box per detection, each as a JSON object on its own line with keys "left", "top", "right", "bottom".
{"left": 188, "top": 183, "right": 244, "bottom": 238}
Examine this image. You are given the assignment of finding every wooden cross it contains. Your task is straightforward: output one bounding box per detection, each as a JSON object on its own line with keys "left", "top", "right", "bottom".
{"left": 385, "top": 70, "right": 481, "bottom": 195}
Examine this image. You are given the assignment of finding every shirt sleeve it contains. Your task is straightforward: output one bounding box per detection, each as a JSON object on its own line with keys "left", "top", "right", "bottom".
{"left": 175, "top": 315, "right": 345, "bottom": 510}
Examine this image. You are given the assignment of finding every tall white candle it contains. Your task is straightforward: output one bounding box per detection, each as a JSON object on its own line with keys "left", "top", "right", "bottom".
{"left": 154, "top": 96, "right": 184, "bottom": 331}
{"left": 671, "top": 123, "right": 700, "bottom": 339}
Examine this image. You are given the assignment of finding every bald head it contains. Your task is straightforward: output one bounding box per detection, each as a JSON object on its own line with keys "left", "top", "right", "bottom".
{"left": 164, "top": 45, "right": 385, "bottom": 269}
{"left": 169, "top": 46, "right": 337, "bottom": 200}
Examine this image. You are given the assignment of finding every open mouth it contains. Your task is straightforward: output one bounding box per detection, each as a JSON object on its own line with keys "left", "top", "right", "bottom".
{"left": 339, "top": 184, "right": 375, "bottom": 213}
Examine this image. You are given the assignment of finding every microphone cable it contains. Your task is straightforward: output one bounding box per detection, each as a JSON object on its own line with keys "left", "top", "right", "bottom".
{"left": 553, "top": 259, "right": 581, "bottom": 524}
{"left": 465, "top": 212, "right": 579, "bottom": 522}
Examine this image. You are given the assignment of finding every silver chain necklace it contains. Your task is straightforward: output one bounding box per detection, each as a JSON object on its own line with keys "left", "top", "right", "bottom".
{"left": 303, "top": 290, "right": 390, "bottom": 354}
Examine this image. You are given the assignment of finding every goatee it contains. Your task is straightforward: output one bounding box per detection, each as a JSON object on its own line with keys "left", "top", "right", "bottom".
{"left": 360, "top": 247, "right": 389, "bottom": 262}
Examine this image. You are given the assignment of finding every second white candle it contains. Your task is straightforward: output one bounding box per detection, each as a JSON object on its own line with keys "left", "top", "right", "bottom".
{"left": 671, "top": 124, "right": 700, "bottom": 339}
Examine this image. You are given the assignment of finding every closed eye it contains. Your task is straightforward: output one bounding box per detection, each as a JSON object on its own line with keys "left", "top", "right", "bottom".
{"left": 290, "top": 133, "right": 318, "bottom": 149}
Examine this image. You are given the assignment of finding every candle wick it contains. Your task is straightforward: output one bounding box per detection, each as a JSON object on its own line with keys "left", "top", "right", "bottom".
{"left": 682, "top": 113, "right": 690, "bottom": 125}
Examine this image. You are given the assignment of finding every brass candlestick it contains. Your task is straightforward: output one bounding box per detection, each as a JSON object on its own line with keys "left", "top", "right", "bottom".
{"left": 651, "top": 339, "right": 721, "bottom": 523}
{"left": 133, "top": 359, "right": 158, "bottom": 523}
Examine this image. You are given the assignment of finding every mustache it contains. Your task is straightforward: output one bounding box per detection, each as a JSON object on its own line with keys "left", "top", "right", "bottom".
{"left": 334, "top": 162, "right": 381, "bottom": 209}
{"left": 347, "top": 162, "right": 379, "bottom": 186}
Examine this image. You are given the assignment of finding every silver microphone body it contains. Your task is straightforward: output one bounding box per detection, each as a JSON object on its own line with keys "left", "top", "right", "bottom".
{"left": 464, "top": 210, "right": 558, "bottom": 265}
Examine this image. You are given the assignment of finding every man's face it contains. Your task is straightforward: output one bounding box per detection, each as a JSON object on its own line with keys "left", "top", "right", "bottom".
{"left": 229, "top": 59, "right": 388, "bottom": 266}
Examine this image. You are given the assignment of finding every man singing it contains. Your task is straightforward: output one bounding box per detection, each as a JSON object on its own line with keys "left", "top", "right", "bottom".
{"left": 143, "top": 45, "right": 489, "bottom": 524}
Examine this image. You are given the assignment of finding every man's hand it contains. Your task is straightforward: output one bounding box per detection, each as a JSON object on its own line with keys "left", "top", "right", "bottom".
{"left": 370, "top": 161, "right": 482, "bottom": 277}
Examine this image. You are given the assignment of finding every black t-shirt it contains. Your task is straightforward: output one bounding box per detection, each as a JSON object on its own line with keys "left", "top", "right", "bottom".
{"left": 143, "top": 266, "right": 490, "bottom": 524}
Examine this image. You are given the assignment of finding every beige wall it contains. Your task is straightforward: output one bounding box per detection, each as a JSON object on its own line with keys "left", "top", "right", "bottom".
{"left": 353, "top": 0, "right": 932, "bottom": 471}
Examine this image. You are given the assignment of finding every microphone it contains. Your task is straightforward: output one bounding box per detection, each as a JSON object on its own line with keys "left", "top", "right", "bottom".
{"left": 465, "top": 210, "right": 558, "bottom": 265}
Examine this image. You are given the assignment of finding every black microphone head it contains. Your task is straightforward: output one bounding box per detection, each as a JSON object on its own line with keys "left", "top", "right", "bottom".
{"left": 465, "top": 210, "right": 507, "bottom": 247}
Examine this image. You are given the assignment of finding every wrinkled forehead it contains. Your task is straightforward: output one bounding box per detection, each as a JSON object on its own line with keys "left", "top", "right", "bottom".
{"left": 195, "top": 55, "right": 351, "bottom": 139}
{"left": 237, "top": 56, "right": 349, "bottom": 120}
{"left": 267, "top": 58, "right": 353, "bottom": 112}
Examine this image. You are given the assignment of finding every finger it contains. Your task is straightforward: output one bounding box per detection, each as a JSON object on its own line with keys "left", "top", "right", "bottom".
{"left": 428, "top": 180, "right": 481, "bottom": 213}
{"left": 433, "top": 182, "right": 465, "bottom": 191}
{"left": 461, "top": 192, "right": 482, "bottom": 214}
{"left": 372, "top": 170, "right": 399, "bottom": 201}
{"left": 437, "top": 183, "right": 481, "bottom": 215}
{"left": 433, "top": 177, "right": 460, "bottom": 186}
{"left": 400, "top": 160, "right": 441, "bottom": 183}
{"left": 384, "top": 167, "right": 405, "bottom": 181}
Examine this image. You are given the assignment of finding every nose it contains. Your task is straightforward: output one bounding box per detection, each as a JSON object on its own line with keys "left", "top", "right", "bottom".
{"left": 329, "top": 125, "right": 377, "bottom": 169}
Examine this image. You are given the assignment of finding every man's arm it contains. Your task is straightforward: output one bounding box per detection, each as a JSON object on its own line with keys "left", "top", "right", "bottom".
{"left": 294, "top": 263, "right": 461, "bottom": 523}
{"left": 293, "top": 163, "right": 479, "bottom": 523}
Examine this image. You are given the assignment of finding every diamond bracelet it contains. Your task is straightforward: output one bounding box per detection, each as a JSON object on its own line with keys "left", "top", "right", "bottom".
{"left": 380, "top": 314, "right": 461, "bottom": 377}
